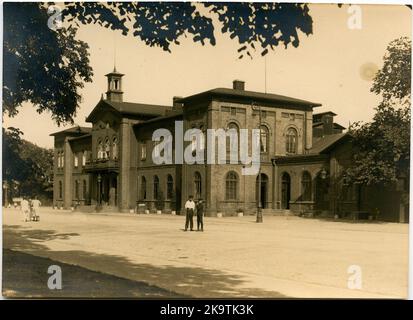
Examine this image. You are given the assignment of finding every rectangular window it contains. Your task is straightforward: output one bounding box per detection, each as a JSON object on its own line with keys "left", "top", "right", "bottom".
{"left": 82, "top": 151, "right": 87, "bottom": 166}
{"left": 141, "top": 143, "right": 147, "bottom": 161}
{"left": 230, "top": 107, "right": 237, "bottom": 116}
{"left": 74, "top": 154, "right": 79, "bottom": 168}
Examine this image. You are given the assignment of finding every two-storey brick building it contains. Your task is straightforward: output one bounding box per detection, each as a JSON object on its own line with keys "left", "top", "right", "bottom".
{"left": 51, "top": 69, "right": 408, "bottom": 222}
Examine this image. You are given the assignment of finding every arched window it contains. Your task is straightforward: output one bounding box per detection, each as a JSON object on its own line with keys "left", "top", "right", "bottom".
{"left": 112, "top": 137, "right": 118, "bottom": 160}
{"left": 97, "top": 140, "right": 103, "bottom": 159}
{"left": 225, "top": 171, "right": 238, "bottom": 200}
{"left": 167, "top": 175, "right": 174, "bottom": 200}
{"left": 141, "top": 176, "right": 147, "bottom": 200}
{"left": 82, "top": 151, "right": 87, "bottom": 166}
{"left": 57, "top": 151, "right": 61, "bottom": 168}
{"left": 59, "top": 181, "right": 63, "bottom": 199}
{"left": 226, "top": 122, "right": 239, "bottom": 154}
{"left": 260, "top": 125, "right": 269, "bottom": 153}
{"left": 301, "top": 171, "right": 312, "bottom": 201}
{"left": 74, "top": 153, "right": 79, "bottom": 168}
{"left": 199, "top": 125, "right": 206, "bottom": 151}
{"left": 105, "top": 137, "right": 110, "bottom": 159}
{"left": 83, "top": 180, "right": 87, "bottom": 200}
{"left": 286, "top": 128, "right": 298, "bottom": 154}
{"left": 153, "top": 175, "right": 159, "bottom": 200}
{"left": 194, "top": 172, "right": 202, "bottom": 200}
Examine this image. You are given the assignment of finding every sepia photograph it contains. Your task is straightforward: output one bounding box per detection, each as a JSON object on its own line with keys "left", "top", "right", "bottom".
{"left": 1, "top": 1, "right": 411, "bottom": 302}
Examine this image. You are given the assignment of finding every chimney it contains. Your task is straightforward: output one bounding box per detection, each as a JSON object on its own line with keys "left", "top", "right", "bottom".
{"left": 322, "top": 114, "right": 334, "bottom": 136}
{"left": 172, "top": 96, "right": 184, "bottom": 111}
{"left": 233, "top": 80, "right": 245, "bottom": 91}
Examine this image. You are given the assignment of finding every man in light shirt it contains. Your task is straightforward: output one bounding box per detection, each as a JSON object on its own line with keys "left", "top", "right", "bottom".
{"left": 20, "top": 197, "right": 30, "bottom": 222}
{"left": 184, "top": 195, "right": 195, "bottom": 231}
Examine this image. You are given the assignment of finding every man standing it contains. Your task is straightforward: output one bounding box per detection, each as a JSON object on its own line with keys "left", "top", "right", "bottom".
{"left": 31, "top": 196, "right": 42, "bottom": 222}
{"left": 21, "top": 197, "right": 30, "bottom": 222}
{"left": 196, "top": 199, "right": 204, "bottom": 232}
{"left": 184, "top": 195, "right": 195, "bottom": 231}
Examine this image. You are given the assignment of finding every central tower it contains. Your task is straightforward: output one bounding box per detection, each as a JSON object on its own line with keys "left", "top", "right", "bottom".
{"left": 105, "top": 67, "right": 124, "bottom": 102}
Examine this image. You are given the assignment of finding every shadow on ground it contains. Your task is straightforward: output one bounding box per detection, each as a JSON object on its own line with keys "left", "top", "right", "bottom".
{"left": 3, "top": 225, "right": 286, "bottom": 298}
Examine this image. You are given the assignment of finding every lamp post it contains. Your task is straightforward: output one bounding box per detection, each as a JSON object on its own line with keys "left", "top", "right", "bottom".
{"left": 252, "top": 102, "right": 263, "bottom": 223}
{"left": 97, "top": 174, "right": 102, "bottom": 205}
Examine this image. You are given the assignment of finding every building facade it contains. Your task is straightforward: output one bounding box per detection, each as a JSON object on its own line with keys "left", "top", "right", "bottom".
{"left": 51, "top": 69, "right": 408, "bottom": 222}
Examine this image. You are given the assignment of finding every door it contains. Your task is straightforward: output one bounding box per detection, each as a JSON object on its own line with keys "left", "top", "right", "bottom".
{"left": 281, "top": 173, "right": 291, "bottom": 209}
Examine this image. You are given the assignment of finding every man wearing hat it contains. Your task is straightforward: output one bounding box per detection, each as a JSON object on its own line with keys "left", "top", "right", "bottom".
{"left": 196, "top": 199, "right": 204, "bottom": 232}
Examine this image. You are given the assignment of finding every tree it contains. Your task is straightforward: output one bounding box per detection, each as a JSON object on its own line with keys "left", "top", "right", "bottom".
{"left": 346, "top": 37, "right": 411, "bottom": 187}
{"left": 2, "top": 127, "right": 54, "bottom": 201}
{"left": 3, "top": 3, "right": 93, "bottom": 125}
{"left": 3, "top": 2, "right": 313, "bottom": 124}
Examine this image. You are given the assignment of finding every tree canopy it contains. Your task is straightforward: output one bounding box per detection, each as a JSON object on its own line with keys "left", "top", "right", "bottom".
{"left": 2, "top": 127, "right": 54, "bottom": 202}
{"left": 346, "top": 37, "right": 411, "bottom": 187}
{"left": 3, "top": 2, "right": 93, "bottom": 125}
{"left": 3, "top": 2, "right": 313, "bottom": 124}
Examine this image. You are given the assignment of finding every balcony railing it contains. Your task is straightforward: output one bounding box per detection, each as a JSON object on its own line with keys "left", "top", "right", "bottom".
{"left": 84, "top": 158, "right": 119, "bottom": 172}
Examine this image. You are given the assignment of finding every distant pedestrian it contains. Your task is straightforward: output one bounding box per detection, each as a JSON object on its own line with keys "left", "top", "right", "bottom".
{"left": 196, "top": 199, "right": 204, "bottom": 232}
{"left": 31, "top": 196, "right": 41, "bottom": 222}
{"left": 21, "top": 198, "right": 30, "bottom": 222}
{"left": 184, "top": 195, "right": 195, "bottom": 231}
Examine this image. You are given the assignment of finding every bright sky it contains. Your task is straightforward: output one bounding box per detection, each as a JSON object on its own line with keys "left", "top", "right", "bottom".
{"left": 3, "top": 3, "right": 411, "bottom": 149}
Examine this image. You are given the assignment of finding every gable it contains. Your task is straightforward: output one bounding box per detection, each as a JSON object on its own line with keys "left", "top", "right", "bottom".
{"left": 85, "top": 100, "right": 121, "bottom": 123}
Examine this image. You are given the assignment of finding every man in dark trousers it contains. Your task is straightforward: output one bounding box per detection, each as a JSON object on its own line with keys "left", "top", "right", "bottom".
{"left": 184, "top": 195, "right": 195, "bottom": 231}
{"left": 196, "top": 199, "right": 204, "bottom": 231}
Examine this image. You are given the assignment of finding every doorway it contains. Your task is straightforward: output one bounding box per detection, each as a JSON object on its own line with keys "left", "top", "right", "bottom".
{"left": 281, "top": 172, "right": 291, "bottom": 209}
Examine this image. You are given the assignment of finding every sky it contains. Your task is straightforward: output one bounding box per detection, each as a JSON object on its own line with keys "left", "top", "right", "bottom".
{"left": 3, "top": 3, "right": 412, "bottom": 149}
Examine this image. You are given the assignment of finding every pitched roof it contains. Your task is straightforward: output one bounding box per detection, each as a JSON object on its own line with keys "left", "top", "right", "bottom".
{"left": 50, "top": 126, "right": 92, "bottom": 136}
{"left": 86, "top": 99, "right": 172, "bottom": 122}
{"left": 104, "top": 100, "right": 171, "bottom": 116}
{"left": 310, "top": 133, "right": 348, "bottom": 154}
{"left": 313, "top": 111, "right": 337, "bottom": 117}
{"left": 177, "top": 88, "right": 321, "bottom": 108}
{"left": 67, "top": 133, "right": 92, "bottom": 141}
{"left": 134, "top": 110, "right": 183, "bottom": 127}
{"left": 312, "top": 122, "right": 346, "bottom": 130}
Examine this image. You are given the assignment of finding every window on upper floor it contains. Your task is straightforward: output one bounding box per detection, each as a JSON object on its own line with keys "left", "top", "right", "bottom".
{"left": 82, "top": 151, "right": 87, "bottom": 166}
{"left": 260, "top": 125, "right": 269, "bottom": 154}
{"left": 286, "top": 128, "right": 298, "bottom": 154}
{"left": 141, "top": 142, "right": 147, "bottom": 161}
{"left": 97, "top": 140, "right": 103, "bottom": 159}
{"left": 74, "top": 154, "right": 79, "bottom": 168}
{"left": 104, "top": 137, "right": 110, "bottom": 159}
{"left": 226, "top": 122, "right": 239, "bottom": 155}
{"left": 112, "top": 137, "right": 118, "bottom": 160}
{"left": 57, "top": 152, "right": 61, "bottom": 168}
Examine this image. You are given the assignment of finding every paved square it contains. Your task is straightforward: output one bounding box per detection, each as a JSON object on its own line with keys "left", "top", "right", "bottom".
{"left": 2, "top": 207, "right": 409, "bottom": 298}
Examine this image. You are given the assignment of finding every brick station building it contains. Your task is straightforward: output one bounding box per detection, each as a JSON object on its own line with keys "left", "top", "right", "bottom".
{"left": 51, "top": 69, "right": 408, "bottom": 222}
